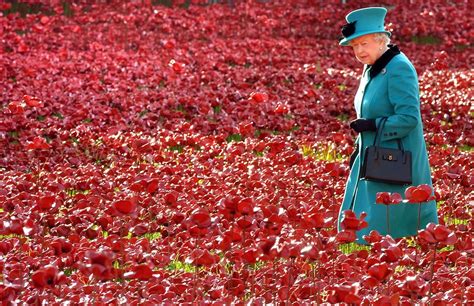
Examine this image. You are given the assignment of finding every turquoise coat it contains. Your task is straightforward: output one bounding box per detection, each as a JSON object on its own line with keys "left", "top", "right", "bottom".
{"left": 338, "top": 51, "right": 438, "bottom": 242}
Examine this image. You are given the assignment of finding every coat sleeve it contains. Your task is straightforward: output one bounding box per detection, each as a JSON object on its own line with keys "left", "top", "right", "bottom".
{"left": 376, "top": 59, "right": 420, "bottom": 141}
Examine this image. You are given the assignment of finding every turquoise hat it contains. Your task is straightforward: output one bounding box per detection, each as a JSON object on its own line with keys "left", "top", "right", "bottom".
{"left": 339, "top": 7, "right": 391, "bottom": 46}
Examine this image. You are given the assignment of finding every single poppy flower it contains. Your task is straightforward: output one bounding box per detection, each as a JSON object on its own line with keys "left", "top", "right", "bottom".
{"left": 124, "top": 264, "right": 153, "bottom": 280}
{"left": 188, "top": 207, "right": 212, "bottom": 228}
{"left": 404, "top": 184, "right": 435, "bottom": 203}
{"left": 195, "top": 249, "right": 219, "bottom": 267}
{"left": 340, "top": 210, "right": 368, "bottom": 231}
{"left": 367, "top": 262, "right": 392, "bottom": 282}
{"left": 26, "top": 137, "right": 50, "bottom": 150}
{"left": 23, "top": 95, "right": 43, "bottom": 107}
{"left": 31, "top": 265, "right": 64, "bottom": 289}
{"left": 418, "top": 223, "right": 457, "bottom": 245}
{"left": 336, "top": 230, "right": 356, "bottom": 244}
{"left": 327, "top": 284, "right": 362, "bottom": 304}
{"left": 113, "top": 199, "right": 137, "bottom": 215}
{"left": 363, "top": 230, "right": 383, "bottom": 244}
{"left": 376, "top": 192, "right": 402, "bottom": 205}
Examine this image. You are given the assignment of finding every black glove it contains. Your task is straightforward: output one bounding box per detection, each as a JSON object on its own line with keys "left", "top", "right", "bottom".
{"left": 349, "top": 118, "right": 376, "bottom": 133}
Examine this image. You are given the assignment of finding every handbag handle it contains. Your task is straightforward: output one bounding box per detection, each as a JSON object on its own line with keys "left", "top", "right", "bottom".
{"left": 373, "top": 117, "right": 405, "bottom": 152}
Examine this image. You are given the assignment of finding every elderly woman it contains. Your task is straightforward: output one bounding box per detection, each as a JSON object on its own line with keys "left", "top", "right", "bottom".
{"left": 337, "top": 7, "right": 438, "bottom": 242}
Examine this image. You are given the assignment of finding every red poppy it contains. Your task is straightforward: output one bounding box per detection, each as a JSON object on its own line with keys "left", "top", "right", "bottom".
{"left": 236, "top": 215, "right": 253, "bottom": 229}
{"left": 26, "top": 137, "right": 50, "bottom": 150}
{"left": 404, "top": 184, "right": 435, "bottom": 203}
{"left": 124, "top": 264, "right": 154, "bottom": 280}
{"left": 189, "top": 249, "right": 219, "bottom": 267}
{"left": 241, "top": 247, "right": 260, "bottom": 264}
{"left": 376, "top": 192, "right": 402, "bottom": 205}
{"left": 336, "top": 230, "right": 356, "bottom": 244}
{"left": 249, "top": 92, "right": 268, "bottom": 103}
{"left": 225, "top": 278, "right": 245, "bottom": 296}
{"left": 37, "top": 195, "right": 56, "bottom": 210}
{"left": 399, "top": 275, "right": 428, "bottom": 297}
{"left": 372, "top": 293, "right": 400, "bottom": 305}
{"left": 418, "top": 223, "right": 457, "bottom": 245}
{"left": 367, "top": 262, "right": 392, "bottom": 282}
{"left": 113, "top": 199, "right": 137, "bottom": 215}
{"left": 238, "top": 121, "right": 255, "bottom": 137}
{"left": 301, "top": 211, "right": 327, "bottom": 230}
{"left": 147, "top": 283, "right": 166, "bottom": 295}
{"left": 300, "top": 245, "right": 319, "bottom": 261}
{"left": 164, "top": 191, "right": 179, "bottom": 205}
{"left": 236, "top": 198, "right": 254, "bottom": 215}
{"left": 340, "top": 210, "right": 368, "bottom": 231}
{"left": 380, "top": 244, "right": 403, "bottom": 263}
{"left": 23, "top": 95, "right": 43, "bottom": 107}
{"left": 50, "top": 238, "right": 72, "bottom": 255}
{"left": 279, "top": 242, "right": 301, "bottom": 259}
{"left": 146, "top": 178, "right": 159, "bottom": 194}
{"left": 8, "top": 101, "right": 25, "bottom": 114}
{"left": 363, "top": 230, "right": 383, "bottom": 244}
{"left": 274, "top": 103, "right": 289, "bottom": 115}
{"left": 188, "top": 207, "right": 212, "bottom": 228}
{"left": 84, "top": 250, "right": 118, "bottom": 281}
{"left": 327, "top": 284, "right": 362, "bottom": 304}
{"left": 31, "top": 265, "right": 65, "bottom": 289}
{"left": 168, "top": 59, "right": 185, "bottom": 74}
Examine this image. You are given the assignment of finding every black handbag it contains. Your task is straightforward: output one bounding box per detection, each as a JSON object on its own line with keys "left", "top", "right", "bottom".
{"left": 360, "top": 117, "right": 412, "bottom": 185}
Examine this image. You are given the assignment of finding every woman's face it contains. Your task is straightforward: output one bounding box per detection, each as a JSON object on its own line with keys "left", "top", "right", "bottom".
{"left": 349, "top": 34, "right": 385, "bottom": 65}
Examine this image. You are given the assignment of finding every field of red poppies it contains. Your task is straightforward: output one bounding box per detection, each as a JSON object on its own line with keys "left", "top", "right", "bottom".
{"left": 0, "top": 0, "right": 472, "bottom": 304}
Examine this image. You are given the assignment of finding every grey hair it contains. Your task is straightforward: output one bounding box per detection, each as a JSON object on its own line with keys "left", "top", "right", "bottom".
{"left": 373, "top": 32, "right": 391, "bottom": 45}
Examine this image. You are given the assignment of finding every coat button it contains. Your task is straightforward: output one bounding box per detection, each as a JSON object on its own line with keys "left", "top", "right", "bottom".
{"left": 384, "top": 133, "right": 388, "bottom": 136}
{"left": 394, "top": 132, "right": 397, "bottom": 135}
{"left": 389, "top": 132, "right": 393, "bottom": 136}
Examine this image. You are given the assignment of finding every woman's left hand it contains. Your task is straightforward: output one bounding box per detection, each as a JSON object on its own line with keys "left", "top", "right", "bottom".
{"left": 349, "top": 118, "right": 376, "bottom": 133}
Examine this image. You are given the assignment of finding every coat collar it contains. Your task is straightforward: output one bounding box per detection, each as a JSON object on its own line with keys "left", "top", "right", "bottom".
{"left": 367, "top": 44, "right": 400, "bottom": 78}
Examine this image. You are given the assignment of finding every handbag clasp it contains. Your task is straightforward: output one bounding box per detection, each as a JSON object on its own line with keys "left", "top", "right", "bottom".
{"left": 383, "top": 154, "right": 397, "bottom": 161}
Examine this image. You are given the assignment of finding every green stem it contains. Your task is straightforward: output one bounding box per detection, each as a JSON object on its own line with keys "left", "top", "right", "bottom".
{"left": 414, "top": 202, "right": 421, "bottom": 268}
{"left": 193, "top": 264, "right": 198, "bottom": 302}
{"left": 417, "top": 203, "right": 421, "bottom": 232}
{"left": 314, "top": 261, "right": 320, "bottom": 306}
{"left": 414, "top": 241, "right": 419, "bottom": 269}
{"left": 250, "top": 264, "right": 255, "bottom": 300}
{"left": 428, "top": 243, "right": 438, "bottom": 300}
{"left": 386, "top": 204, "right": 390, "bottom": 236}
{"left": 273, "top": 258, "right": 278, "bottom": 304}
{"left": 286, "top": 258, "right": 292, "bottom": 306}
{"left": 194, "top": 236, "right": 200, "bottom": 302}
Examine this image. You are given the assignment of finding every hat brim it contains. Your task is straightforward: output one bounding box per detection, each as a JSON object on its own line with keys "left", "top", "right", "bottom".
{"left": 339, "top": 30, "right": 391, "bottom": 46}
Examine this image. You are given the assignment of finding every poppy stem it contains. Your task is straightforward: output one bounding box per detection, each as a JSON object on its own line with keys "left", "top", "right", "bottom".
{"left": 414, "top": 202, "right": 422, "bottom": 267}
{"left": 272, "top": 258, "right": 278, "bottom": 304}
{"left": 417, "top": 203, "right": 421, "bottom": 232}
{"left": 414, "top": 243, "right": 419, "bottom": 269}
{"left": 313, "top": 261, "right": 320, "bottom": 306}
{"left": 193, "top": 264, "right": 198, "bottom": 302}
{"left": 386, "top": 204, "right": 390, "bottom": 236}
{"left": 428, "top": 243, "right": 437, "bottom": 300}
{"left": 286, "top": 259, "right": 292, "bottom": 306}
{"left": 250, "top": 264, "right": 255, "bottom": 299}
{"left": 194, "top": 236, "right": 200, "bottom": 302}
